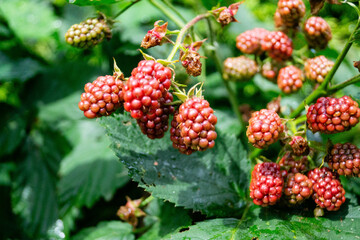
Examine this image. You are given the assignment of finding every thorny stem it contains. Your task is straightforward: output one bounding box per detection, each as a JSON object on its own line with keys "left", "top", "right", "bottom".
{"left": 290, "top": 17, "right": 360, "bottom": 118}
{"left": 328, "top": 74, "right": 360, "bottom": 94}
{"left": 166, "top": 13, "right": 211, "bottom": 61}
{"left": 114, "top": 0, "right": 141, "bottom": 19}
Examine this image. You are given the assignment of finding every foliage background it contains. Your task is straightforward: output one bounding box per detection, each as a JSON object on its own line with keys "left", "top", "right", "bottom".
{"left": 1, "top": 0, "right": 360, "bottom": 239}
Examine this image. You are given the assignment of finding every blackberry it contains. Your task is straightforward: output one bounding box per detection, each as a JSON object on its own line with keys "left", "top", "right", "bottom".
{"left": 284, "top": 173, "right": 313, "bottom": 205}
{"left": 277, "top": 65, "right": 304, "bottom": 94}
{"left": 223, "top": 56, "right": 258, "bottom": 81}
{"left": 176, "top": 97, "right": 217, "bottom": 151}
{"left": 170, "top": 111, "right": 194, "bottom": 155}
{"left": 123, "top": 60, "right": 172, "bottom": 119}
{"left": 326, "top": 143, "right": 360, "bottom": 177}
{"left": 250, "top": 162, "right": 284, "bottom": 206}
{"left": 279, "top": 151, "right": 308, "bottom": 173}
{"left": 304, "top": 17, "right": 332, "bottom": 50}
{"left": 267, "top": 96, "right": 281, "bottom": 113}
{"left": 137, "top": 91, "right": 175, "bottom": 139}
{"left": 141, "top": 21, "right": 168, "bottom": 49}
{"left": 261, "top": 31, "right": 293, "bottom": 61}
{"left": 306, "top": 96, "right": 360, "bottom": 134}
{"left": 261, "top": 61, "right": 284, "bottom": 82}
{"left": 289, "top": 136, "right": 309, "bottom": 156}
{"left": 65, "top": 17, "right": 111, "bottom": 48}
{"left": 304, "top": 56, "right": 334, "bottom": 83}
{"left": 236, "top": 28, "right": 269, "bottom": 55}
{"left": 277, "top": 0, "right": 306, "bottom": 28}
{"left": 78, "top": 75, "right": 124, "bottom": 118}
{"left": 247, "top": 109, "right": 284, "bottom": 149}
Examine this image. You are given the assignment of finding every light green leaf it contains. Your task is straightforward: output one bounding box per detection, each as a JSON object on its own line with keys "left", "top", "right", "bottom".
{"left": 100, "top": 113, "right": 250, "bottom": 217}
{"left": 69, "top": 0, "right": 124, "bottom": 6}
{"left": 72, "top": 221, "right": 135, "bottom": 240}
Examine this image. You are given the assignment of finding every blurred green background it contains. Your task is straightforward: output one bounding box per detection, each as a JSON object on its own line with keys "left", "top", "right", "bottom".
{"left": 1, "top": 0, "right": 360, "bottom": 239}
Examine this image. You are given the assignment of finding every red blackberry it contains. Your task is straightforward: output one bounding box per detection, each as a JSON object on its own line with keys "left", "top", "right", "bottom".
{"left": 277, "top": 0, "right": 306, "bottom": 28}
{"left": 65, "top": 18, "right": 111, "bottom": 48}
{"left": 170, "top": 111, "right": 194, "bottom": 155}
{"left": 176, "top": 97, "right": 217, "bottom": 151}
{"left": 277, "top": 65, "right": 304, "bottom": 94}
{"left": 78, "top": 75, "right": 124, "bottom": 118}
{"left": 304, "top": 17, "right": 332, "bottom": 50}
{"left": 308, "top": 168, "right": 345, "bottom": 211}
{"left": 261, "top": 31, "right": 293, "bottom": 61}
{"left": 284, "top": 173, "right": 313, "bottom": 205}
{"left": 123, "top": 60, "right": 172, "bottom": 119}
{"left": 279, "top": 151, "right": 308, "bottom": 173}
{"left": 136, "top": 91, "right": 175, "bottom": 139}
{"left": 289, "top": 136, "right": 309, "bottom": 156}
{"left": 223, "top": 56, "right": 258, "bottom": 81}
{"left": 326, "top": 143, "right": 360, "bottom": 177}
{"left": 247, "top": 109, "right": 284, "bottom": 149}
{"left": 236, "top": 28, "right": 269, "bottom": 55}
{"left": 261, "top": 61, "right": 284, "bottom": 82}
{"left": 306, "top": 96, "right": 360, "bottom": 134}
{"left": 250, "top": 162, "right": 284, "bottom": 206}
{"left": 304, "top": 56, "right": 334, "bottom": 83}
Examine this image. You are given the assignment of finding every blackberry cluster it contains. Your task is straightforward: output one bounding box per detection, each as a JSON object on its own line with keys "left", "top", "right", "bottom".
{"left": 289, "top": 136, "right": 309, "bottom": 156}
{"left": 175, "top": 97, "right": 217, "bottom": 152}
{"left": 170, "top": 111, "right": 194, "bottom": 155}
{"left": 304, "top": 17, "right": 332, "bottom": 50}
{"left": 247, "top": 109, "right": 284, "bottom": 149}
{"left": 236, "top": 28, "right": 269, "bottom": 55}
{"left": 279, "top": 151, "right": 308, "bottom": 174}
{"left": 78, "top": 75, "right": 124, "bottom": 118}
{"left": 326, "top": 143, "right": 360, "bottom": 177}
{"left": 250, "top": 162, "right": 284, "bottom": 206}
{"left": 277, "top": 65, "right": 304, "bottom": 94}
{"left": 284, "top": 173, "right": 313, "bottom": 205}
{"left": 304, "top": 56, "right": 334, "bottom": 83}
{"left": 308, "top": 168, "right": 345, "bottom": 211}
{"left": 306, "top": 96, "right": 360, "bottom": 134}
{"left": 261, "top": 31, "right": 293, "bottom": 61}
{"left": 123, "top": 60, "right": 172, "bottom": 119}
{"left": 277, "top": 0, "right": 306, "bottom": 28}
{"left": 223, "top": 56, "right": 258, "bottom": 81}
{"left": 137, "top": 91, "right": 175, "bottom": 139}
{"left": 65, "top": 18, "right": 111, "bottom": 48}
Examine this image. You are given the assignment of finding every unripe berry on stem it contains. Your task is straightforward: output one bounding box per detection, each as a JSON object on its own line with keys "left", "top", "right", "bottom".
{"left": 277, "top": 65, "right": 304, "bottom": 94}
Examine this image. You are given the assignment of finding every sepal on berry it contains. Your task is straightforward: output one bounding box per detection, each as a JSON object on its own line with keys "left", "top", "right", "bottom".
{"left": 211, "top": 2, "right": 243, "bottom": 27}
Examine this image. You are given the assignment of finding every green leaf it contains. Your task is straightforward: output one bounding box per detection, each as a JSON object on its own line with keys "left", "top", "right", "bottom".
{"left": 168, "top": 202, "right": 360, "bottom": 239}
{"left": 100, "top": 113, "right": 250, "bottom": 217}
{"left": 139, "top": 199, "right": 192, "bottom": 240}
{"left": 72, "top": 221, "right": 135, "bottom": 240}
{"left": 11, "top": 125, "right": 71, "bottom": 238}
{"left": 69, "top": 0, "right": 124, "bottom": 6}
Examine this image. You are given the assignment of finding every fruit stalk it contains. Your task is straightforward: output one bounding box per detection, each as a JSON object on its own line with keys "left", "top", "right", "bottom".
{"left": 328, "top": 74, "right": 360, "bottom": 94}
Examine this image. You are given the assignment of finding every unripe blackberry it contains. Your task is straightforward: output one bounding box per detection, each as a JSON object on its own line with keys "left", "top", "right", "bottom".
{"left": 279, "top": 151, "right": 308, "bottom": 173}
{"left": 223, "top": 56, "right": 258, "bottom": 81}
{"left": 304, "top": 56, "right": 334, "bottom": 83}
{"left": 261, "top": 61, "right": 284, "bottom": 82}
{"left": 250, "top": 162, "right": 284, "bottom": 206}
{"left": 309, "top": 168, "right": 345, "bottom": 211}
{"left": 277, "top": 65, "right": 304, "bottom": 94}
{"left": 326, "top": 143, "right": 360, "bottom": 177}
{"left": 123, "top": 60, "right": 172, "bottom": 119}
{"left": 170, "top": 111, "right": 194, "bottom": 155}
{"left": 274, "top": 10, "right": 285, "bottom": 30}
{"left": 277, "top": 0, "right": 306, "bottom": 28}
{"left": 247, "top": 109, "right": 284, "bottom": 149}
{"left": 284, "top": 173, "right": 313, "bottom": 205}
{"left": 289, "top": 136, "right": 309, "bottom": 156}
{"left": 267, "top": 97, "right": 281, "bottom": 113}
{"left": 261, "top": 31, "right": 293, "bottom": 61}
{"left": 306, "top": 96, "right": 360, "bottom": 134}
{"left": 236, "top": 28, "right": 269, "bottom": 55}
{"left": 304, "top": 17, "right": 332, "bottom": 50}
{"left": 137, "top": 91, "right": 175, "bottom": 139}
{"left": 176, "top": 97, "right": 217, "bottom": 151}
{"left": 65, "top": 18, "right": 111, "bottom": 48}
{"left": 78, "top": 75, "right": 124, "bottom": 119}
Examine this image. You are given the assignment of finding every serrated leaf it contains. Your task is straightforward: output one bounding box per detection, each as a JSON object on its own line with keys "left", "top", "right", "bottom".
{"left": 69, "top": 0, "right": 123, "bottom": 6}
{"left": 168, "top": 202, "right": 360, "bottom": 239}
{"left": 139, "top": 199, "right": 192, "bottom": 240}
{"left": 100, "top": 113, "right": 250, "bottom": 217}
{"left": 11, "top": 125, "right": 71, "bottom": 238}
{"left": 72, "top": 221, "right": 135, "bottom": 240}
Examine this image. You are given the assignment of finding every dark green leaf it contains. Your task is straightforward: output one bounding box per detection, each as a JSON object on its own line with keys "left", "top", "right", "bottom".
{"left": 168, "top": 202, "right": 360, "bottom": 239}
{"left": 72, "top": 221, "right": 135, "bottom": 240}
{"left": 11, "top": 125, "right": 71, "bottom": 238}
{"left": 139, "top": 199, "right": 192, "bottom": 240}
{"left": 100, "top": 113, "right": 250, "bottom": 217}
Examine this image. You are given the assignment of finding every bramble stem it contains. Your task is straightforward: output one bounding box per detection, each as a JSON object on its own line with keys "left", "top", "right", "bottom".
{"left": 149, "top": 0, "right": 186, "bottom": 27}
{"left": 328, "top": 74, "right": 360, "bottom": 94}
{"left": 114, "top": 0, "right": 141, "bottom": 19}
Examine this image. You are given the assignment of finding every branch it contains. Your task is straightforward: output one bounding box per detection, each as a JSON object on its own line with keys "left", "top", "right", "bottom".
{"left": 328, "top": 74, "right": 360, "bottom": 94}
